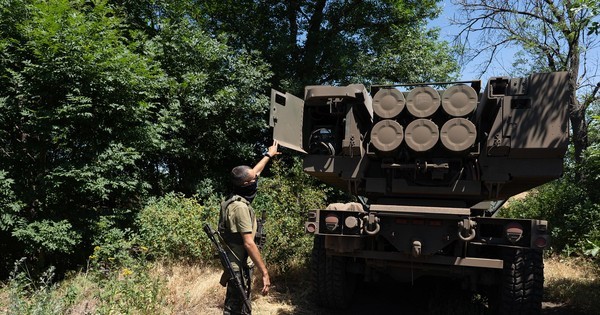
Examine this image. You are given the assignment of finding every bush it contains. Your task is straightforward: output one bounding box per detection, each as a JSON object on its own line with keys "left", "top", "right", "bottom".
{"left": 91, "top": 262, "right": 167, "bottom": 315}
{"left": 499, "top": 144, "right": 600, "bottom": 256}
{"left": 0, "top": 0, "right": 162, "bottom": 274}
{"left": 6, "top": 258, "right": 70, "bottom": 315}
{"left": 500, "top": 181, "right": 599, "bottom": 252}
{"left": 135, "top": 157, "right": 341, "bottom": 270}
{"left": 90, "top": 217, "right": 140, "bottom": 271}
{"left": 252, "top": 158, "right": 330, "bottom": 271}
{"left": 86, "top": 216, "right": 169, "bottom": 314}
{"left": 136, "top": 192, "right": 219, "bottom": 261}
{"left": 5, "top": 253, "right": 168, "bottom": 315}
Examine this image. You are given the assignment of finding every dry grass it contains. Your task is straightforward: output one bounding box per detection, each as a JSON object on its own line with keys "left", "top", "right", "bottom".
{"left": 151, "top": 262, "right": 224, "bottom": 315}
{"left": 502, "top": 192, "right": 529, "bottom": 208}
{"left": 155, "top": 256, "right": 600, "bottom": 315}
{"left": 544, "top": 255, "right": 600, "bottom": 314}
{"left": 64, "top": 275, "right": 100, "bottom": 315}
{"left": 0, "top": 287, "right": 8, "bottom": 313}
{"left": 151, "top": 262, "right": 298, "bottom": 315}
{"left": 2, "top": 256, "right": 598, "bottom": 314}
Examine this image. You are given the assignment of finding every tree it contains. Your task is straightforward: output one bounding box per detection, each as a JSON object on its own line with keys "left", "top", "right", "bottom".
{"left": 453, "top": 0, "right": 600, "bottom": 167}
{"left": 0, "top": 0, "right": 167, "bottom": 273}
{"left": 0, "top": 0, "right": 459, "bottom": 276}
{"left": 109, "top": 0, "right": 459, "bottom": 187}
{"left": 0, "top": 0, "right": 274, "bottom": 275}
{"left": 194, "top": 0, "right": 459, "bottom": 94}
{"left": 106, "top": 0, "right": 275, "bottom": 195}
{"left": 143, "top": 20, "right": 273, "bottom": 196}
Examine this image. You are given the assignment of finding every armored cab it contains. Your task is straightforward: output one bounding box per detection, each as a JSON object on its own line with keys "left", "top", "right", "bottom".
{"left": 270, "top": 72, "right": 570, "bottom": 314}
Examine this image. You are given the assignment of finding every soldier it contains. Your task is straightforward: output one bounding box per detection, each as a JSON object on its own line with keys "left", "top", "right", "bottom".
{"left": 219, "top": 140, "right": 280, "bottom": 315}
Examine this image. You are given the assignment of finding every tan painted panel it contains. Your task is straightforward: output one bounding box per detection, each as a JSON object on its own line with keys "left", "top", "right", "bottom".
{"left": 270, "top": 89, "right": 306, "bottom": 153}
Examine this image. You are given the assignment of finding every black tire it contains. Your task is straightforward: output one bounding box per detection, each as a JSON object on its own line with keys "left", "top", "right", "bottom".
{"left": 493, "top": 248, "right": 544, "bottom": 315}
{"left": 310, "top": 236, "right": 356, "bottom": 309}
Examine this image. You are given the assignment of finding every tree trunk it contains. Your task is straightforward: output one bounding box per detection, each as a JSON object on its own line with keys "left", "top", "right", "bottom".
{"left": 570, "top": 98, "right": 588, "bottom": 163}
{"left": 288, "top": 0, "right": 300, "bottom": 60}
{"left": 301, "top": 0, "right": 326, "bottom": 85}
{"left": 567, "top": 39, "right": 587, "bottom": 178}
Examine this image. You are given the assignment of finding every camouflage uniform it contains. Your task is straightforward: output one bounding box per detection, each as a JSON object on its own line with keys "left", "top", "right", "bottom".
{"left": 219, "top": 195, "right": 257, "bottom": 315}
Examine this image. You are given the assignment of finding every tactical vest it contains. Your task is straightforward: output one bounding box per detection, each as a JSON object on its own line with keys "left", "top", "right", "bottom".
{"left": 218, "top": 194, "right": 256, "bottom": 245}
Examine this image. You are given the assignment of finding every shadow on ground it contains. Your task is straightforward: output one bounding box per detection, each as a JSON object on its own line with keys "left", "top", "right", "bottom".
{"left": 270, "top": 269, "right": 590, "bottom": 315}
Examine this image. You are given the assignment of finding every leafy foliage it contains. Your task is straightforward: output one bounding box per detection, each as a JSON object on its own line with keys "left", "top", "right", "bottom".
{"left": 0, "top": 170, "right": 24, "bottom": 273}
{"left": 12, "top": 220, "right": 80, "bottom": 254}
{"left": 89, "top": 216, "right": 140, "bottom": 270}
{"left": 355, "top": 27, "right": 460, "bottom": 85}
{"left": 143, "top": 20, "right": 273, "bottom": 195}
{"left": 136, "top": 193, "right": 218, "bottom": 261}
{"left": 500, "top": 181, "right": 600, "bottom": 252}
{"left": 499, "top": 143, "right": 600, "bottom": 256}
{"left": 133, "top": 157, "right": 332, "bottom": 270}
{"left": 0, "top": 0, "right": 272, "bottom": 275}
{"left": 252, "top": 158, "right": 330, "bottom": 270}
{"left": 6, "top": 251, "right": 167, "bottom": 315}
{"left": 7, "top": 259, "right": 69, "bottom": 315}
{"left": 0, "top": 0, "right": 164, "bottom": 274}
{"left": 91, "top": 262, "right": 167, "bottom": 315}
{"left": 192, "top": 0, "right": 458, "bottom": 94}
{"left": 0, "top": 0, "right": 458, "bottom": 278}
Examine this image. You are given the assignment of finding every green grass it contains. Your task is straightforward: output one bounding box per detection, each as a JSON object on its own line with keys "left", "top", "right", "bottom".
{"left": 0, "top": 257, "right": 168, "bottom": 315}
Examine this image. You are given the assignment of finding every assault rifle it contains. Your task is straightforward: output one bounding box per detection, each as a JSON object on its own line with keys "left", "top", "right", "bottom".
{"left": 203, "top": 223, "right": 252, "bottom": 312}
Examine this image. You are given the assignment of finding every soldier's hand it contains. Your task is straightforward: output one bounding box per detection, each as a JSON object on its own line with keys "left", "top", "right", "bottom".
{"left": 261, "top": 273, "right": 271, "bottom": 295}
{"left": 267, "top": 140, "right": 281, "bottom": 158}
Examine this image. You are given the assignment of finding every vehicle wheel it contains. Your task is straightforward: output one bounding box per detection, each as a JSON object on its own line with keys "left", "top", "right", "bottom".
{"left": 311, "top": 236, "right": 356, "bottom": 309}
{"left": 493, "top": 248, "right": 544, "bottom": 315}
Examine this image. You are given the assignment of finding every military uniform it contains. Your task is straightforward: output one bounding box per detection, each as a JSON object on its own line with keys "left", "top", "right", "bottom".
{"left": 219, "top": 195, "right": 257, "bottom": 315}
